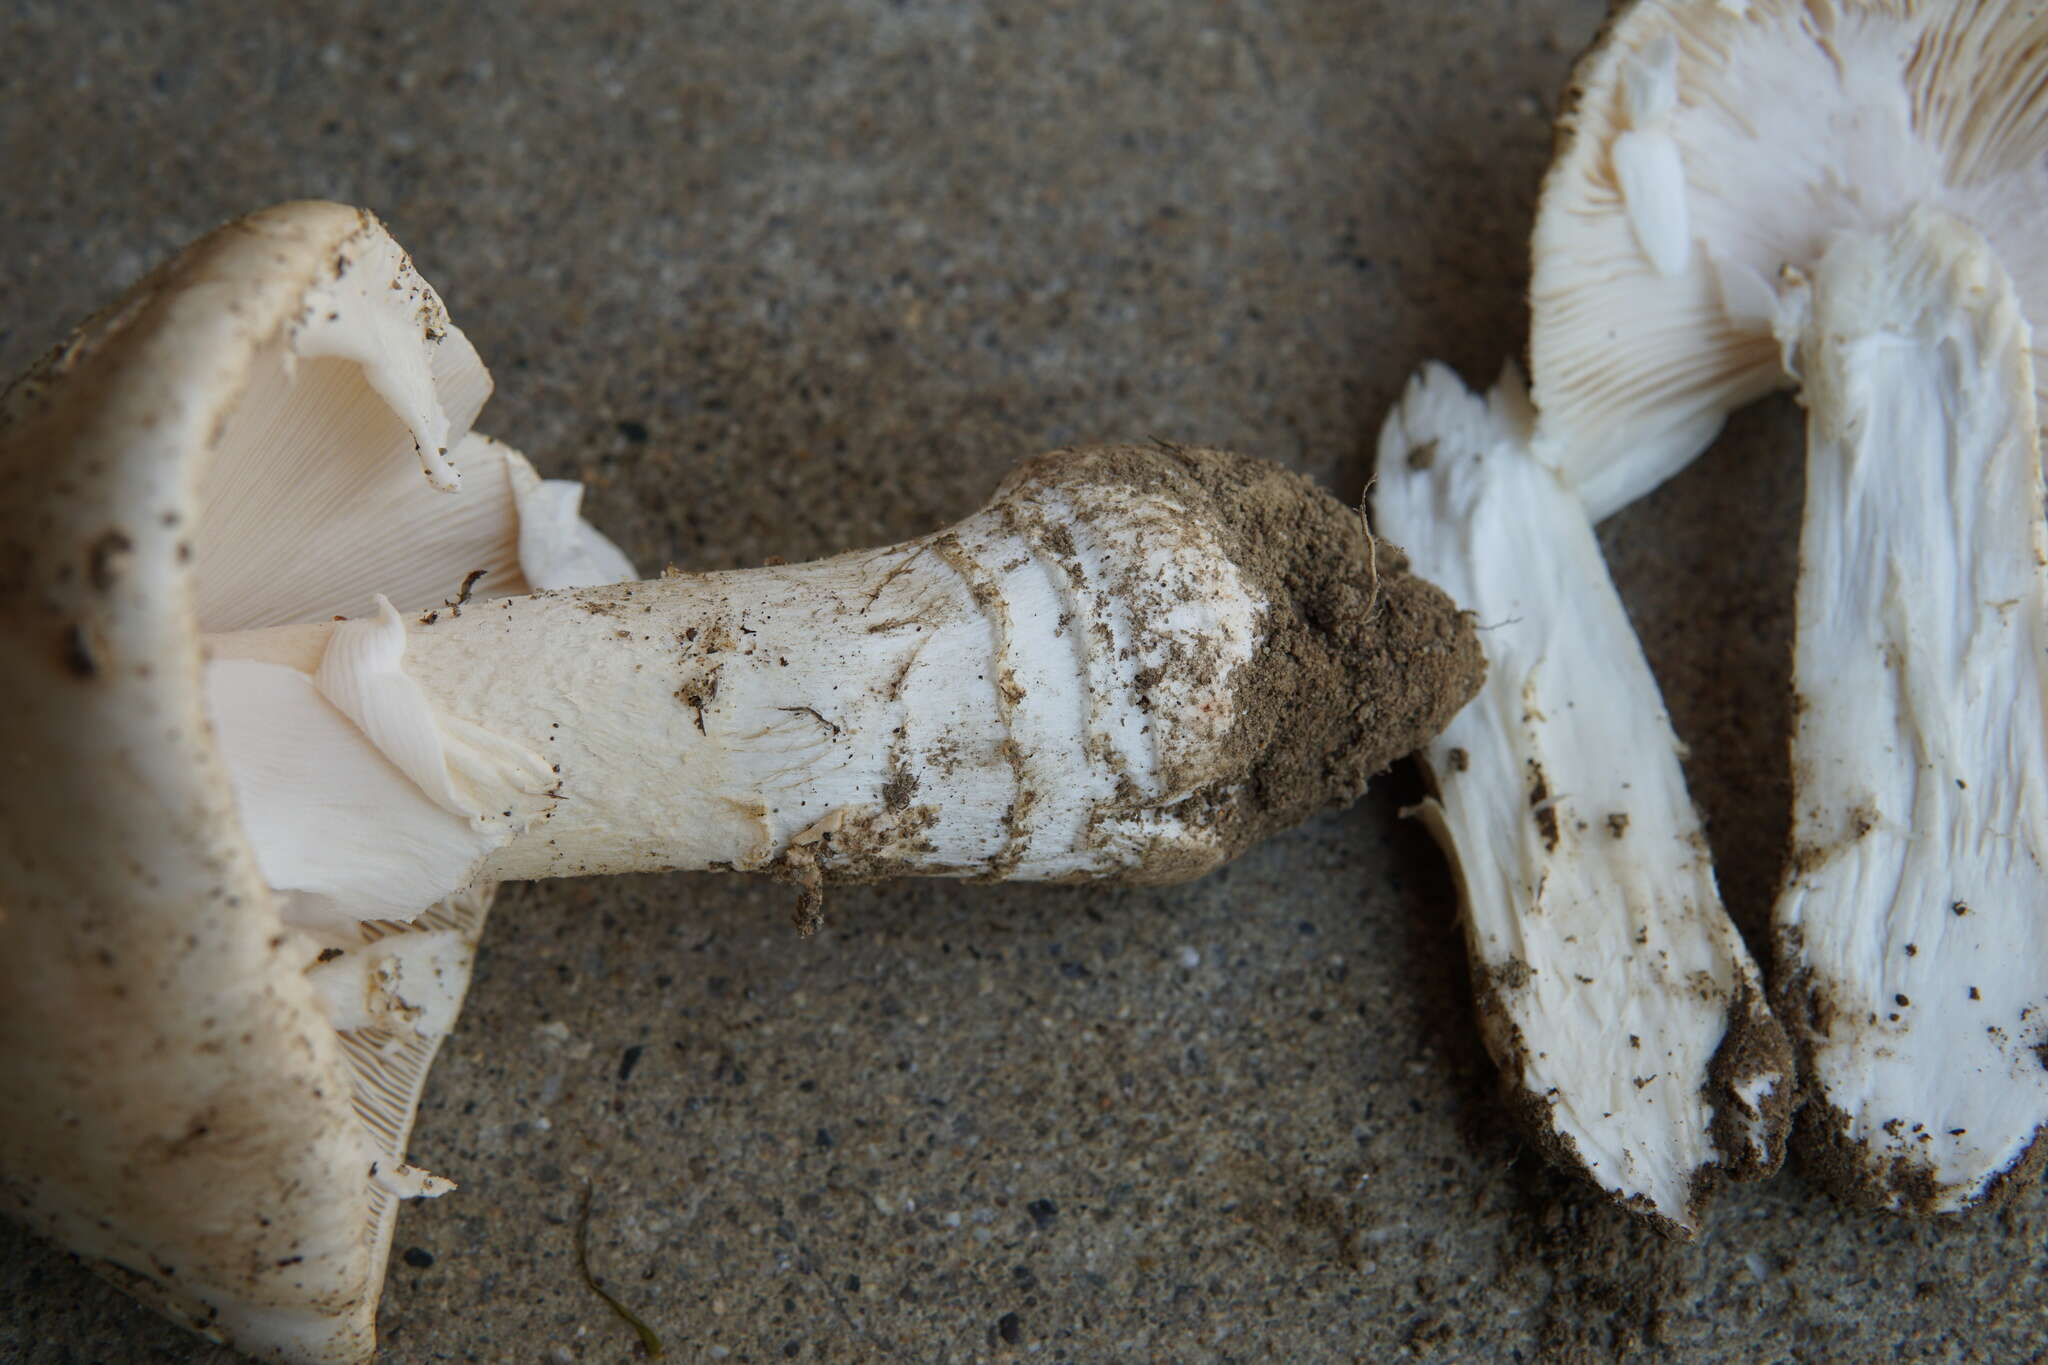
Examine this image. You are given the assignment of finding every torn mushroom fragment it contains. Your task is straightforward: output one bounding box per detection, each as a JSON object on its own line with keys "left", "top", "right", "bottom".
{"left": 1774, "top": 208, "right": 2048, "bottom": 1212}
{"left": 206, "top": 439, "right": 1484, "bottom": 933}
{"left": 1374, "top": 363, "right": 1790, "bottom": 1235}
{"left": 1528, "top": 0, "right": 2048, "bottom": 1211}
{"left": 0, "top": 202, "right": 1484, "bottom": 1365}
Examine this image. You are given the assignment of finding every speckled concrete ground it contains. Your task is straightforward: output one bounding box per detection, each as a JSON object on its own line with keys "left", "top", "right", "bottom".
{"left": 2, "top": 2, "right": 2043, "bottom": 1362}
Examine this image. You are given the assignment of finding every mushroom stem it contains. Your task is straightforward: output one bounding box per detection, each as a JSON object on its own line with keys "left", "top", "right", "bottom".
{"left": 1773, "top": 206, "right": 2048, "bottom": 1210}
{"left": 207, "top": 443, "right": 1482, "bottom": 929}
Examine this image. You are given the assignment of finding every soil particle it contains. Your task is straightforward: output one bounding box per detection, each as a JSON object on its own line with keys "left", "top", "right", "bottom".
{"left": 1703, "top": 976, "right": 1794, "bottom": 1183}
{"left": 60, "top": 623, "right": 97, "bottom": 678}
{"left": 776, "top": 847, "right": 827, "bottom": 937}
{"left": 87, "top": 528, "right": 132, "bottom": 592}
{"left": 1500, "top": 1168, "right": 1687, "bottom": 1364}
{"left": 1528, "top": 761, "right": 1560, "bottom": 853}
{"left": 880, "top": 770, "right": 918, "bottom": 811}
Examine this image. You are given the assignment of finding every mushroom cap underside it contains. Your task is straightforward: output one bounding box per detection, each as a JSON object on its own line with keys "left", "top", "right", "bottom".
{"left": 1529, "top": 0, "right": 2048, "bottom": 517}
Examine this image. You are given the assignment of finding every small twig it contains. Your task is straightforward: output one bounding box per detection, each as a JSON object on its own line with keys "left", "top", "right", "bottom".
{"left": 577, "top": 1183, "right": 664, "bottom": 1358}
{"left": 445, "top": 568, "right": 488, "bottom": 617}
{"left": 777, "top": 704, "right": 842, "bottom": 737}
{"left": 1359, "top": 477, "right": 1383, "bottom": 623}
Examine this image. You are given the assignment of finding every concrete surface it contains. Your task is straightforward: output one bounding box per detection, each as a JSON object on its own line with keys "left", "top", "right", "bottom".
{"left": 2, "top": 1, "right": 2043, "bottom": 1361}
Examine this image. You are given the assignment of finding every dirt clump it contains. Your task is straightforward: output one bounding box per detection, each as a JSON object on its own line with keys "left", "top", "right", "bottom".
{"left": 1004, "top": 441, "right": 1485, "bottom": 871}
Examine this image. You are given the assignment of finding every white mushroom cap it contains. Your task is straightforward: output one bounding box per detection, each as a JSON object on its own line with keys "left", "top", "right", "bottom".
{"left": 0, "top": 203, "right": 631, "bottom": 1361}
{"left": 1529, "top": 0, "right": 2048, "bottom": 518}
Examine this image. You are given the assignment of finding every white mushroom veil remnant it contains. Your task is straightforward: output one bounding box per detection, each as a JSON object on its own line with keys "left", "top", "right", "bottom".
{"left": 1527, "top": 0, "right": 2048, "bottom": 1211}
{"left": 0, "top": 203, "right": 1483, "bottom": 1363}
{"left": 1374, "top": 364, "right": 1790, "bottom": 1235}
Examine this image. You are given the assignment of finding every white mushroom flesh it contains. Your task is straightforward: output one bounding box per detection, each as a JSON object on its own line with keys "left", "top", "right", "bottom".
{"left": 1774, "top": 206, "right": 2048, "bottom": 1210}
{"left": 1375, "top": 362, "right": 1788, "bottom": 1232}
{"left": 5, "top": 200, "right": 1475, "bottom": 1361}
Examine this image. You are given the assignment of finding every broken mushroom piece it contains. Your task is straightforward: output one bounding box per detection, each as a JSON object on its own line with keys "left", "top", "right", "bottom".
{"left": 1374, "top": 363, "right": 1790, "bottom": 1235}
{"left": 1775, "top": 208, "right": 2048, "bottom": 1211}
{"left": 0, "top": 202, "right": 1484, "bottom": 1363}
{"left": 1528, "top": 0, "right": 2048, "bottom": 1211}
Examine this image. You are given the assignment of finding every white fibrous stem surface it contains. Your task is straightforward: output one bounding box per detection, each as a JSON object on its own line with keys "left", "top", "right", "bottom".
{"left": 1374, "top": 363, "right": 1787, "bottom": 1233}
{"left": 208, "top": 453, "right": 1266, "bottom": 924}
{"left": 1774, "top": 207, "right": 2048, "bottom": 1211}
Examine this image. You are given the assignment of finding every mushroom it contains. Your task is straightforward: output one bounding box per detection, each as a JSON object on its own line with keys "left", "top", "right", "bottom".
{"left": 1527, "top": 0, "right": 2048, "bottom": 1210}
{"left": 1374, "top": 362, "right": 1790, "bottom": 1234}
{"left": 0, "top": 202, "right": 1483, "bottom": 1361}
